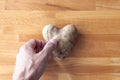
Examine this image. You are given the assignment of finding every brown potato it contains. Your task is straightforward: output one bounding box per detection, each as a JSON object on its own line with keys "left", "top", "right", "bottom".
{"left": 42, "top": 24, "right": 78, "bottom": 59}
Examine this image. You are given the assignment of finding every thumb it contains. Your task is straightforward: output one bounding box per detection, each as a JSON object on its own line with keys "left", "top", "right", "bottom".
{"left": 39, "top": 38, "right": 58, "bottom": 57}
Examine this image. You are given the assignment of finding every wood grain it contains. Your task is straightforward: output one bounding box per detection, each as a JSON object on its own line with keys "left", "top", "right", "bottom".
{"left": 0, "top": 1, "right": 120, "bottom": 80}
{"left": 96, "top": 0, "right": 120, "bottom": 10}
{"left": 0, "top": 11, "right": 120, "bottom": 80}
{"left": 5, "top": 0, "right": 96, "bottom": 10}
{"left": 0, "top": 0, "right": 5, "bottom": 10}
{"left": 0, "top": 0, "right": 119, "bottom": 10}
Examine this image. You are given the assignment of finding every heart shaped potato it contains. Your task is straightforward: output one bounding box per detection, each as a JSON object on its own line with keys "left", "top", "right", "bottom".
{"left": 42, "top": 24, "right": 78, "bottom": 59}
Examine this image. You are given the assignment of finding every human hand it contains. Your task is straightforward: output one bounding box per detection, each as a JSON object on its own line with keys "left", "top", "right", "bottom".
{"left": 13, "top": 38, "right": 57, "bottom": 80}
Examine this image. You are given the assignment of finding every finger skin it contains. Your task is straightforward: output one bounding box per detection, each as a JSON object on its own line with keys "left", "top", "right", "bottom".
{"left": 25, "top": 39, "right": 37, "bottom": 49}
{"left": 38, "top": 38, "right": 58, "bottom": 58}
{"left": 13, "top": 39, "right": 57, "bottom": 80}
{"left": 23, "top": 39, "right": 46, "bottom": 53}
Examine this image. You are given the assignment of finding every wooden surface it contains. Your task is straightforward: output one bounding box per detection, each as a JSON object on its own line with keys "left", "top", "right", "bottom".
{"left": 5, "top": 0, "right": 96, "bottom": 10}
{"left": 1, "top": 0, "right": 120, "bottom": 10}
{"left": 96, "top": 0, "right": 120, "bottom": 10}
{"left": 0, "top": 11, "right": 120, "bottom": 80}
{"left": 0, "top": 0, "right": 120, "bottom": 80}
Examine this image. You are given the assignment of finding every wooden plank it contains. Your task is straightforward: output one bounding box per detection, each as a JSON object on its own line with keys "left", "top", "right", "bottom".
{"left": 0, "top": 34, "right": 18, "bottom": 42}
{"left": 56, "top": 11, "right": 120, "bottom": 19}
{"left": 0, "top": 0, "right": 5, "bottom": 10}
{"left": 59, "top": 73, "right": 120, "bottom": 80}
{"left": 5, "top": 0, "right": 96, "bottom": 10}
{"left": 96, "top": 0, "right": 120, "bottom": 10}
{"left": 1, "top": 73, "right": 120, "bottom": 80}
{"left": 2, "top": 57, "right": 120, "bottom": 67}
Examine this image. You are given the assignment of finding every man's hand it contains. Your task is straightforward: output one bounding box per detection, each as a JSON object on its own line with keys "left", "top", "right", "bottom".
{"left": 13, "top": 39, "right": 57, "bottom": 80}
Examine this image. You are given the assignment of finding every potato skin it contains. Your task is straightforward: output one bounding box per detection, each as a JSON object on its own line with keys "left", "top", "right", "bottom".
{"left": 42, "top": 24, "right": 78, "bottom": 59}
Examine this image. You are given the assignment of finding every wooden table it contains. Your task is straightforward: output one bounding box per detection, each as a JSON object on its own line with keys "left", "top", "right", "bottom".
{"left": 0, "top": 0, "right": 120, "bottom": 80}
{"left": 0, "top": 11, "right": 120, "bottom": 80}
{"left": 1, "top": 0, "right": 120, "bottom": 10}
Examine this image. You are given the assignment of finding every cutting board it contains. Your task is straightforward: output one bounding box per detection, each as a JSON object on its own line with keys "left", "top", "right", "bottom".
{"left": 0, "top": 11, "right": 120, "bottom": 80}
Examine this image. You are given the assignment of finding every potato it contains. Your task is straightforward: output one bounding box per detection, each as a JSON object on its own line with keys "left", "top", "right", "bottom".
{"left": 42, "top": 24, "right": 78, "bottom": 59}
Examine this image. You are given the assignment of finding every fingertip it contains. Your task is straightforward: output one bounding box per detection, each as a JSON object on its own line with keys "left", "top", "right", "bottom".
{"left": 37, "top": 38, "right": 58, "bottom": 58}
{"left": 49, "top": 38, "right": 58, "bottom": 47}
{"left": 25, "top": 39, "right": 36, "bottom": 47}
{"left": 41, "top": 39, "right": 57, "bottom": 54}
{"left": 27, "top": 39, "right": 36, "bottom": 44}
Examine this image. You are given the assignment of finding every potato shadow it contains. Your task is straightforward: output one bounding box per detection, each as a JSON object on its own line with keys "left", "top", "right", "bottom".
{"left": 68, "top": 31, "right": 86, "bottom": 58}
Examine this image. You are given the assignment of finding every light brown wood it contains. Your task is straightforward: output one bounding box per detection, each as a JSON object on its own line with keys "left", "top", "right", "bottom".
{"left": 96, "top": 0, "right": 120, "bottom": 10}
{"left": 5, "top": 0, "right": 96, "bottom": 10}
{"left": 0, "top": 0, "right": 120, "bottom": 80}
{"left": 0, "top": 11, "right": 120, "bottom": 80}
{"left": 0, "top": 0, "right": 5, "bottom": 10}
{"left": 0, "top": 0, "right": 119, "bottom": 10}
